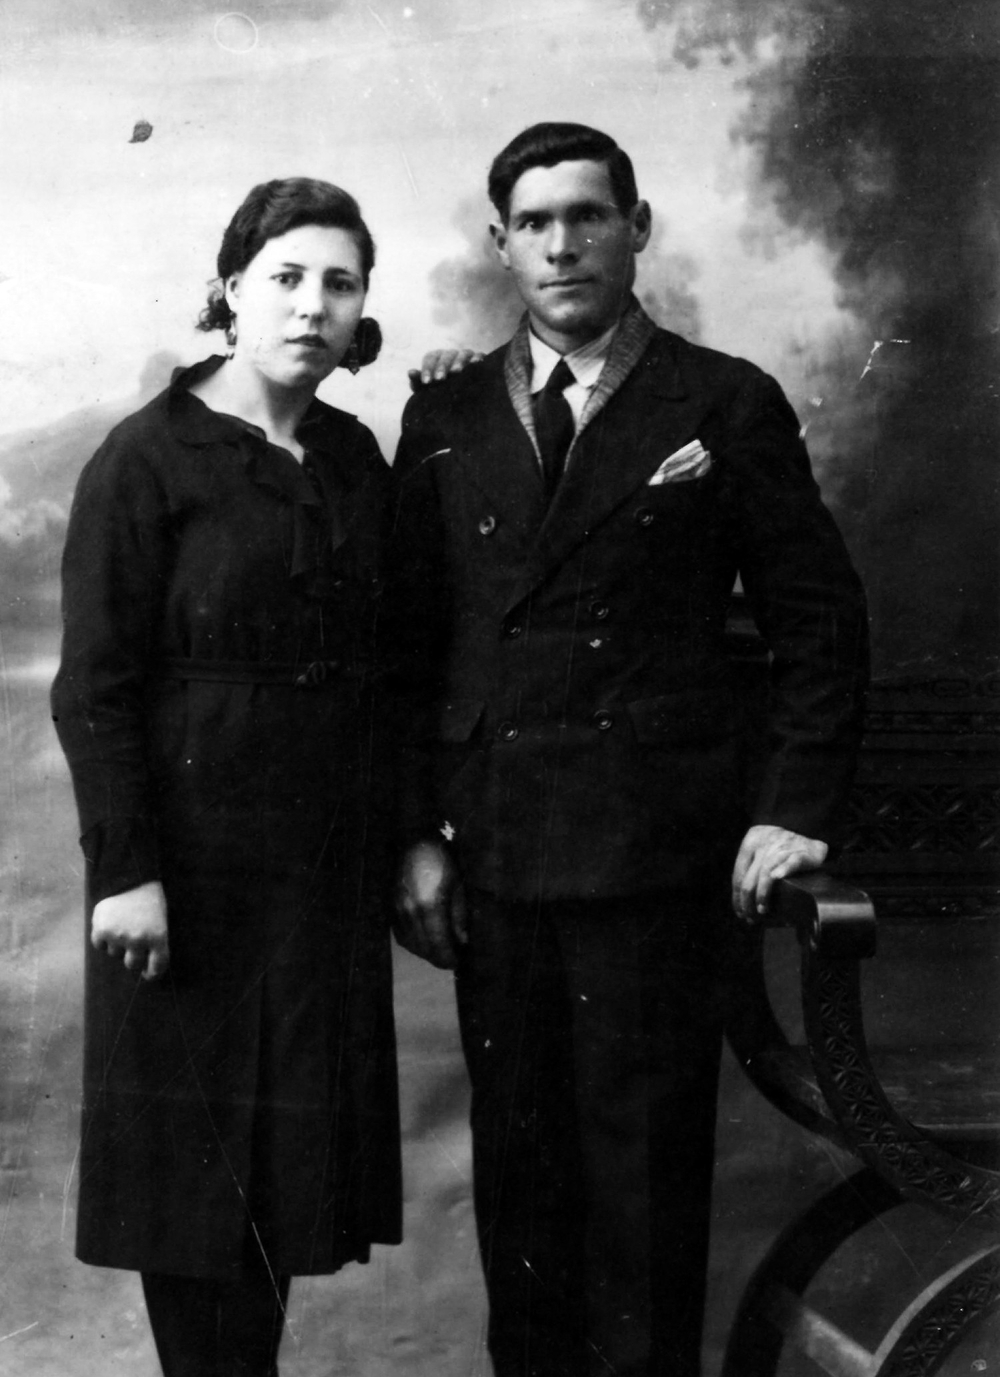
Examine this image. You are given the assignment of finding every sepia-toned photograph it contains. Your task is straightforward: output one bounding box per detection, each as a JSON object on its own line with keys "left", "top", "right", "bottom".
{"left": 1, "top": 2, "right": 997, "bottom": 1374}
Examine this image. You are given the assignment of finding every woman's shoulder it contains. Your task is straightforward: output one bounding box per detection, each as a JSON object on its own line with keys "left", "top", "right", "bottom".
{"left": 306, "top": 397, "right": 387, "bottom": 471}
{"left": 77, "top": 364, "right": 222, "bottom": 501}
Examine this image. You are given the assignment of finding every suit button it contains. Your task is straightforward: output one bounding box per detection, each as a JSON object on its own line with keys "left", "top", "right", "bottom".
{"left": 497, "top": 721, "right": 519, "bottom": 741}
{"left": 590, "top": 600, "right": 610, "bottom": 621}
{"left": 592, "top": 709, "right": 614, "bottom": 731}
{"left": 478, "top": 515, "right": 497, "bottom": 536}
{"left": 635, "top": 507, "right": 654, "bottom": 527}
{"left": 502, "top": 619, "right": 523, "bottom": 639}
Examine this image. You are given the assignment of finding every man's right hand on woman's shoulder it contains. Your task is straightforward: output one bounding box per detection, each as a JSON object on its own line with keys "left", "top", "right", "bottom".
{"left": 91, "top": 880, "right": 170, "bottom": 981}
{"left": 408, "top": 348, "right": 484, "bottom": 391}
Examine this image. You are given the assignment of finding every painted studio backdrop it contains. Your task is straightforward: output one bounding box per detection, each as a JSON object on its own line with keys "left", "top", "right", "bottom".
{"left": 0, "top": 1, "right": 997, "bottom": 1373}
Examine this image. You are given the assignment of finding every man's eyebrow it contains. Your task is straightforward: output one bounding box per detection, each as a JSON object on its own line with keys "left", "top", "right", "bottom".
{"left": 512, "top": 207, "right": 551, "bottom": 225}
{"left": 568, "top": 198, "right": 614, "bottom": 214}
{"left": 513, "top": 199, "right": 613, "bottom": 225}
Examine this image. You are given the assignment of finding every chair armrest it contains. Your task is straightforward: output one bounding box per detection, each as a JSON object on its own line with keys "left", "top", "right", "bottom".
{"left": 771, "top": 871, "right": 877, "bottom": 960}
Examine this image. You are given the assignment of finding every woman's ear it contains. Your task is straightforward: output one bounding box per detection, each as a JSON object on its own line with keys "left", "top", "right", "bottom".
{"left": 223, "top": 274, "right": 241, "bottom": 315}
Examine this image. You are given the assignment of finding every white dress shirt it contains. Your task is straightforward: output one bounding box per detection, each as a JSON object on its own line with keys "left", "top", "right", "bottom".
{"left": 528, "top": 323, "right": 618, "bottom": 431}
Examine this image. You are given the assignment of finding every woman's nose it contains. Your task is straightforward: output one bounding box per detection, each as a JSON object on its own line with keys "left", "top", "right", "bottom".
{"left": 296, "top": 280, "right": 327, "bottom": 318}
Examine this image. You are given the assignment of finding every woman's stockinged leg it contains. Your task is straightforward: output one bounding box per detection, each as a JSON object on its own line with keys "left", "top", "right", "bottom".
{"left": 141, "top": 1264, "right": 291, "bottom": 1377}
{"left": 220, "top": 1263, "right": 290, "bottom": 1377}
{"left": 142, "top": 1272, "right": 223, "bottom": 1377}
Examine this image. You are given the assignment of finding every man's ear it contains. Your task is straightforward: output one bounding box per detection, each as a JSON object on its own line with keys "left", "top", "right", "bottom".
{"left": 490, "top": 220, "right": 511, "bottom": 270}
{"left": 631, "top": 200, "right": 652, "bottom": 256}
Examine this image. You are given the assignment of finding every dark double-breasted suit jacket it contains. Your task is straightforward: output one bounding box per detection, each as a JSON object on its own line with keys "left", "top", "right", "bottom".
{"left": 389, "top": 304, "right": 869, "bottom": 902}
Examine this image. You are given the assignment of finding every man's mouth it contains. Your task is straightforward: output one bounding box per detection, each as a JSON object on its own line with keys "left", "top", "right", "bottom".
{"left": 542, "top": 278, "right": 592, "bottom": 290}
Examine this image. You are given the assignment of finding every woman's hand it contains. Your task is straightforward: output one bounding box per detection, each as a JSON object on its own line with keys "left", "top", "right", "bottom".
{"left": 408, "top": 348, "right": 484, "bottom": 390}
{"left": 91, "top": 881, "right": 170, "bottom": 980}
{"left": 394, "top": 841, "right": 468, "bottom": 969}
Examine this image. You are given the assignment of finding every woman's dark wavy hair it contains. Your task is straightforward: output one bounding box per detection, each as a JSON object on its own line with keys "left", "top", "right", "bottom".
{"left": 196, "top": 177, "right": 376, "bottom": 335}
{"left": 487, "top": 123, "right": 638, "bottom": 223}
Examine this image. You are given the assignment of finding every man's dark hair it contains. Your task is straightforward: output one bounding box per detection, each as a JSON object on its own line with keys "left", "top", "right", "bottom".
{"left": 487, "top": 123, "right": 638, "bottom": 223}
{"left": 197, "top": 177, "right": 376, "bottom": 334}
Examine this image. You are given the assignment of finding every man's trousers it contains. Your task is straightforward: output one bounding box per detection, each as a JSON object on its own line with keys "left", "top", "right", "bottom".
{"left": 455, "top": 883, "right": 727, "bottom": 1377}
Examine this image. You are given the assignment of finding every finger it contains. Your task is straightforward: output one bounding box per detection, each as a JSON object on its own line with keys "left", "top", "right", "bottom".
{"left": 423, "top": 904, "right": 459, "bottom": 969}
{"left": 752, "top": 842, "right": 806, "bottom": 914}
{"left": 730, "top": 839, "right": 755, "bottom": 915}
{"left": 754, "top": 860, "right": 780, "bottom": 916}
{"left": 755, "top": 842, "right": 826, "bottom": 912}
{"left": 392, "top": 898, "right": 428, "bottom": 958}
{"left": 123, "top": 944, "right": 146, "bottom": 972}
{"left": 394, "top": 896, "right": 455, "bottom": 968}
{"left": 144, "top": 942, "right": 170, "bottom": 981}
{"left": 736, "top": 849, "right": 767, "bottom": 922}
{"left": 407, "top": 368, "right": 423, "bottom": 393}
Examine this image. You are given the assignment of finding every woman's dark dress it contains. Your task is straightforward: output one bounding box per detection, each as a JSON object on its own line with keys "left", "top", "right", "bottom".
{"left": 51, "top": 357, "right": 402, "bottom": 1279}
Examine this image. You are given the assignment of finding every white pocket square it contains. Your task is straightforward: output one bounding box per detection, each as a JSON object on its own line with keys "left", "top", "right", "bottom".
{"left": 647, "top": 439, "right": 712, "bottom": 485}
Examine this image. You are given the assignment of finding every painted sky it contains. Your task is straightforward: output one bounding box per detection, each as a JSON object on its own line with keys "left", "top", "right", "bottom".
{"left": 2, "top": 0, "right": 996, "bottom": 670}
{"left": 0, "top": 0, "right": 851, "bottom": 451}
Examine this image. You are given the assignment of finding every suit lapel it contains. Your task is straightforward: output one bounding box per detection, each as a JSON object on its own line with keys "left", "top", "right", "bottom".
{"left": 507, "top": 328, "right": 708, "bottom": 609}
{"left": 447, "top": 352, "right": 546, "bottom": 543}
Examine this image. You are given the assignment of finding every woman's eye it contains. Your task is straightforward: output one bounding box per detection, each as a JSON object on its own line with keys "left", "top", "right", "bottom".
{"left": 273, "top": 272, "right": 299, "bottom": 286}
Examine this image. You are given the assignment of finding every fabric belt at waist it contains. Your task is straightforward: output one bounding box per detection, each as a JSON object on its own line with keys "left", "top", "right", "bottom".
{"left": 160, "top": 657, "right": 344, "bottom": 688}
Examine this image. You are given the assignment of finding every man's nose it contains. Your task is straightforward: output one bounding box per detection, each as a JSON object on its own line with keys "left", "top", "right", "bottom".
{"left": 545, "top": 220, "right": 579, "bottom": 262}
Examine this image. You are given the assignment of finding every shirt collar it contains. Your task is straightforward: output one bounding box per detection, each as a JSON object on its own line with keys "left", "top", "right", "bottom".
{"left": 505, "top": 297, "right": 658, "bottom": 451}
{"left": 528, "top": 321, "right": 618, "bottom": 394}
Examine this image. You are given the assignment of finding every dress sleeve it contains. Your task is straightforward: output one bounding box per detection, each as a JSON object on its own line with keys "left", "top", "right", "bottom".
{"left": 50, "top": 425, "right": 170, "bottom": 902}
{"left": 725, "top": 369, "right": 870, "bottom": 847}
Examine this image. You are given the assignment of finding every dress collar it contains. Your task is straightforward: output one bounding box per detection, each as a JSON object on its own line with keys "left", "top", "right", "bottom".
{"left": 165, "top": 355, "right": 334, "bottom": 455}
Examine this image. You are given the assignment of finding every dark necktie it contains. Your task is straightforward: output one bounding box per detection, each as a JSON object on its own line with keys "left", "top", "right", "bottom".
{"left": 532, "top": 358, "right": 576, "bottom": 499}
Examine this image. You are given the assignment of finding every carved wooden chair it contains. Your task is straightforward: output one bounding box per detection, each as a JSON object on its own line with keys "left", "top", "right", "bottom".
{"left": 722, "top": 653, "right": 1000, "bottom": 1376}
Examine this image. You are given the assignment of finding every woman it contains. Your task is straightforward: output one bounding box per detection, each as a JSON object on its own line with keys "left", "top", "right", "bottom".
{"left": 51, "top": 178, "right": 401, "bottom": 1376}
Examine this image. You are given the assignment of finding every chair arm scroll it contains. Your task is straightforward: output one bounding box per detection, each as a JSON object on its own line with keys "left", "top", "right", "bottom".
{"left": 772, "top": 871, "right": 877, "bottom": 960}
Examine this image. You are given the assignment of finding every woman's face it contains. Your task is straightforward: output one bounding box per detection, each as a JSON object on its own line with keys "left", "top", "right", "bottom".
{"left": 225, "top": 223, "right": 367, "bottom": 391}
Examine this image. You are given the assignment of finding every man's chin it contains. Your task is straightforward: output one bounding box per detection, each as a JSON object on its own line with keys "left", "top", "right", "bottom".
{"left": 532, "top": 303, "right": 609, "bottom": 346}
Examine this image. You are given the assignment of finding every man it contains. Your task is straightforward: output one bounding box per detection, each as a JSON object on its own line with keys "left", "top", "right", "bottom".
{"left": 389, "top": 123, "right": 868, "bottom": 1377}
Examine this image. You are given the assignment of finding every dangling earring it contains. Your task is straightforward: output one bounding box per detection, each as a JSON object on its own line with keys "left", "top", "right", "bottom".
{"left": 343, "top": 336, "right": 361, "bottom": 375}
{"left": 338, "top": 319, "right": 381, "bottom": 373}
{"left": 225, "top": 318, "right": 237, "bottom": 355}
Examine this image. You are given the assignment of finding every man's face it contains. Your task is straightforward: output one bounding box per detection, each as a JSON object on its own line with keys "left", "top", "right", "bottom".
{"left": 491, "top": 159, "right": 651, "bottom": 353}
